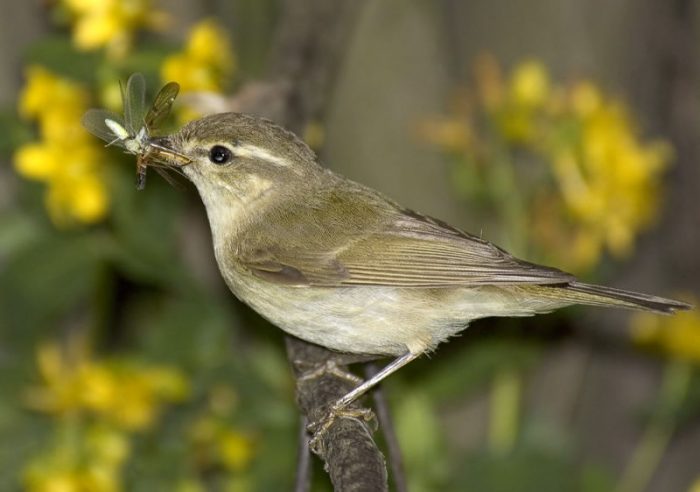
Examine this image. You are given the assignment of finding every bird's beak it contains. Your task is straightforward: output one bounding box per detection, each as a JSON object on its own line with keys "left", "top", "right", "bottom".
{"left": 148, "top": 136, "right": 192, "bottom": 166}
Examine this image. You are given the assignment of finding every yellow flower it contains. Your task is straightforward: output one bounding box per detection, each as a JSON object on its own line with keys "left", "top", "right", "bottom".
{"left": 19, "top": 66, "right": 88, "bottom": 120}
{"left": 631, "top": 295, "right": 700, "bottom": 361}
{"left": 423, "top": 56, "right": 672, "bottom": 274}
{"left": 90, "top": 363, "right": 189, "bottom": 431}
{"left": 571, "top": 99, "right": 670, "bottom": 255}
{"left": 161, "top": 19, "right": 235, "bottom": 97}
{"left": 22, "top": 339, "right": 189, "bottom": 492}
{"left": 498, "top": 109, "right": 537, "bottom": 144}
{"left": 14, "top": 142, "right": 62, "bottom": 180}
{"left": 63, "top": 173, "right": 109, "bottom": 224}
{"left": 62, "top": 0, "right": 168, "bottom": 58}
{"left": 23, "top": 423, "right": 127, "bottom": 492}
{"left": 542, "top": 86, "right": 671, "bottom": 271}
{"left": 509, "top": 60, "right": 550, "bottom": 108}
{"left": 25, "top": 338, "right": 190, "bottom": 430}
{"left": 218, "top": 430, "right": 255, "bottom": 472}
{"left": 188, "top": 20, "right": 234, "bottom": 70}
{"left": 85, "top": 425, "right": 130, "bottom": 467}
{"left": 98, "top": 80, "right": 124, "bottom": 112}
{"left": 496, "top": 61, "right": 551, "bottom": 144}
{"left": 24, "top": 470, "right": 82, "bottom": 492}
{"left": 42, "top": 165, "right": 109, "bottom": 226}
{"left": 15, "top": 66, "right": 110, "bottom": 226}
{"left": 24, "top": 341, "right": 82, "bottom": 414}
{"left": 190, "top": 416, "right": 255, "bottom": 473}
{"left": 571, "top": 80, "right": 602, "bottom": 117}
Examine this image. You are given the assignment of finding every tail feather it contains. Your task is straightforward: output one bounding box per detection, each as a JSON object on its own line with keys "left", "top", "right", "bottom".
{"left": 561, "top": 281, "right": 692, "bottom": 314}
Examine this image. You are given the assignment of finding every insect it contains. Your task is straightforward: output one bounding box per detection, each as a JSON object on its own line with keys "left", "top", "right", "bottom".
{"left": 82, "top": 73, "right": 188, "bottom": 189}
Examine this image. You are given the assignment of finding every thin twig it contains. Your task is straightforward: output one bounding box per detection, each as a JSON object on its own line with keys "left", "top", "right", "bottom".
{"left": 294, "top": 416, "right": 312, "bottom": 492}
{"left": 366, "top": 362, "right": 409, "bottom": 492}
{"left": 286, "top": 338, "right": 388, "bottom": 492}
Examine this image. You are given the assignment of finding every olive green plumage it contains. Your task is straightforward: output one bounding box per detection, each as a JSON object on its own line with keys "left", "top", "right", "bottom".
{"left": 152, "top": 112, "right": 690, "bottom": 404}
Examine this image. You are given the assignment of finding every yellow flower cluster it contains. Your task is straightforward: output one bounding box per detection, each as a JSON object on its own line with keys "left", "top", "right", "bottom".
{"left": 61, "top": 0, "right": 168, "bottom": 58}
{"left": 494, "top": 59, "right": 551, "bottom": 143}
{"left": 26, "top": 340, "right": 189, "bottom": 429}
{"left": 548, "top": 81, "right": 671, "bottom": 267}
{"left": 161, "top": 19, "right": 235, "bottom": 94}
{"left": 24, "top": 424, "right": 130, "bottom": 492}
{"left": 14, "top": 66, "right": 109, "bottom": 226}
{"left": 22, "top": 337, "right": 189, "bottom": 492}
{"left": 187, "top": 384, "right": 255, "bottom": 473}
{"left": 422, "top": 55, "right": 672, "bottom": 273}
{"left": 190, "top": 416, "right": 256, "bottom": 472}
{"left": 631, "top": 295, "right": 700, "bottom": 362}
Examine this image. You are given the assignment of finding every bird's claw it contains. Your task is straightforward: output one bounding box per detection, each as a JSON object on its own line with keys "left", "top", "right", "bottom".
{"left": 295, "top": 359, "right": 364, "bottom": 385}
{"left": 307, "top": 404, "right": 376, "bottom": 454}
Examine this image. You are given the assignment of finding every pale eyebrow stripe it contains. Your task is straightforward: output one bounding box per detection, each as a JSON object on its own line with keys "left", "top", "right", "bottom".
{"left": 234, "top": 143, "right": 290, "bottom": 167}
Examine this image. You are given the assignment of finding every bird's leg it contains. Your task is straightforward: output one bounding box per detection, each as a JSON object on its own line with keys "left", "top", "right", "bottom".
{"left": 332, "top": 352, "right": 419, "bottom": 411}
{"left": 366, "top": 363, "right": 408, "bottom": 492}
{"left": 307, "top": 352, "right": 419, "bottom": 449}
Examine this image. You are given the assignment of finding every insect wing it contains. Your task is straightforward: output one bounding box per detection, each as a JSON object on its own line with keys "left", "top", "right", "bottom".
{"left": 145, "top": 82, "right": 180, "bottom": 131}
{"left": 81, "top": 109, "right": 128, "bottom": 146}
{"left": 123, "top": 73, "right": 147, "bottom": 136}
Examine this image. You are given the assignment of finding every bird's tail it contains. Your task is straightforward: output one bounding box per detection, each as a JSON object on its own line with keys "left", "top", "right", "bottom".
{"left": 551, "top": 281, "right": 692, "bottom": 314}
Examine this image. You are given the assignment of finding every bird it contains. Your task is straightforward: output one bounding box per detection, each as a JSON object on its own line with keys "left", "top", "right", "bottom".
{"left": 149, "top": 111, "right": 691, "bottom": 412}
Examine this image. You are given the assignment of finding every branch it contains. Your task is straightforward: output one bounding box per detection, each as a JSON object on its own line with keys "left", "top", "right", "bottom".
{"left": 219, "top": 1, "right": 389, "bottom": 489}
{"left": 286, "top": 338, "right": 388, "bottom": 491}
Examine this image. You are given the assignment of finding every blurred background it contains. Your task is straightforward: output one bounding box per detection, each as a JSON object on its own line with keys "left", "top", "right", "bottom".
{"left": 1, "top": 0, "right": 699, "bottom": 491}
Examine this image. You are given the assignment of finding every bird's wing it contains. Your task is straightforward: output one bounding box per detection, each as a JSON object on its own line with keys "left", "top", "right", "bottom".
{"left": 238, "top": 184, "right": 575, "bottom": 288}
{"left": 334, "top": 210, "right": 574, "bottom": 287}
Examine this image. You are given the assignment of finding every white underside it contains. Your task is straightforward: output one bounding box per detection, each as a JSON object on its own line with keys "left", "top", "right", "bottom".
{"left": 222, "top": 268, "right": 559, "bottom": 356}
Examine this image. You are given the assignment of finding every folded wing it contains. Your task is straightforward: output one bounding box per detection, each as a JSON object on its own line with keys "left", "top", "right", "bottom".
{"left": 239, "top": 183, "right": 575, "bottom": 288}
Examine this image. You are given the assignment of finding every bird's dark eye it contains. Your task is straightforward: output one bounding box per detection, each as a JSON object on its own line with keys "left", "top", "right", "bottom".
{"left": 209, "top": 145, "right": 233, "bottom": 165}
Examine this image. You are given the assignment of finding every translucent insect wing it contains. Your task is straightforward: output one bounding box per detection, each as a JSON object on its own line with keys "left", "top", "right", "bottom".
{"left": 81, "top": 109, "right": 127, "bottom": 145}
{"left": 123, "top": 73, "right": 147, "bottom": 136}
{"left": 145, "top": 82, "right": 180, "bottom": 131}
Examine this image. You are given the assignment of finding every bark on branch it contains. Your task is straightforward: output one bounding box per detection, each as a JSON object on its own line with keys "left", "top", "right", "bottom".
{"left": 229, "top": 1, "right": 389, "bottom": 490}
{"left": 286, "top": 338, "right": 388, "bottom": 492}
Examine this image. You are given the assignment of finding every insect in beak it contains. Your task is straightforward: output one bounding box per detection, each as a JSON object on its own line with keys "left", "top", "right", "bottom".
{"left": 81, "top": 73, "right": 185, "bottom": 189}
{"left": 147, "top": 137, "right": 191, "bottom": 166}
{"left": 144, "top": 137, "right": 192, "bottom": 167}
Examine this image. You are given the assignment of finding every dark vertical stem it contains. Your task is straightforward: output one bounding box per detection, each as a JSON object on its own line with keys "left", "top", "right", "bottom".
{"left": 294, "top": 416, "right": 312, "bottom": 492}
{"left": 285, "top": 338, "right": 388, "bottom": 492}
{"left": 366, "top": 363, "right": 409, "bottom": 492}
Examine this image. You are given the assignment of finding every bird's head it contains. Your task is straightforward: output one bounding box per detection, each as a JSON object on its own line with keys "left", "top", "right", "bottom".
{"left": 151, "top": 112, "right": 322, "bottom": 230}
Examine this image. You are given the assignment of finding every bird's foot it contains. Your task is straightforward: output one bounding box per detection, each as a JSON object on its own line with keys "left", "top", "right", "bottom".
{"left": 307, "top": 403, "right": 376, "bottom": 454}
{"left": 295, "top": 359, "right": 364, "bottom": 386}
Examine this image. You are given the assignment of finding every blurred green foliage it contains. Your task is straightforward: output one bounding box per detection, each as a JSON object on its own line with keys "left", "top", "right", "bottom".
{"left": 1, "top": 2, "right": 700, "bottom": 492}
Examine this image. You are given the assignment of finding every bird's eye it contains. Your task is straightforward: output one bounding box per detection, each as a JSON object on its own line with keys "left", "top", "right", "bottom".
{"left": 209, "top": 145, "right": 233, "bottom": 165}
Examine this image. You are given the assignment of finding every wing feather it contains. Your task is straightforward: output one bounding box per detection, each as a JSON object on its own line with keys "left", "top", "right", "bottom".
{"left": 239, "top": 181, "right": 574, "bottom": 288}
